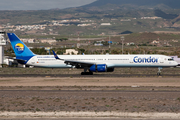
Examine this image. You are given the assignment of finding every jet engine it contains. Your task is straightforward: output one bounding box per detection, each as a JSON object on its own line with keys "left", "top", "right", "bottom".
{"left": 89, "top": 64, "right": 114, "bottom": 72}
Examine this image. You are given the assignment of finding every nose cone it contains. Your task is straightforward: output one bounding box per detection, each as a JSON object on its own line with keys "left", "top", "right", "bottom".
{"left": 175, "top": 61, "right": 179, "bottom": 66}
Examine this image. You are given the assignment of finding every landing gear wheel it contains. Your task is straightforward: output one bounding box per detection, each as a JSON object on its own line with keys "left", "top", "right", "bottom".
{"left": 157, "top": 67, "right": 162, "bottom": 76}
{"left": 89, "top": 72, "right": 93, "bottom": 75}
{"left": 81, "top": 72, "right": 93, "bottom": 75}
{"left": 157, "top": 72, "right": 161, "bottom": 76}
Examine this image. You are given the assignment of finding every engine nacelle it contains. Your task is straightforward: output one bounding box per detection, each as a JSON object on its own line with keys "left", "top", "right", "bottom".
{"left": 89, "top": 64, "right": 114, "bottom": 72}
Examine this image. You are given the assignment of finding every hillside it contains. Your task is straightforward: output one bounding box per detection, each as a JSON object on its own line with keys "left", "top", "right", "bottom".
{"left": 83, "top": 0, "right": 180, "bottom": 9}
{"left": 1, "top": 0, "right": 180, "bottom": 36}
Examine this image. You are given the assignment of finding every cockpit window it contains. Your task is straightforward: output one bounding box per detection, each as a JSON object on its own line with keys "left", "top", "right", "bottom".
{"left": 168, "top": 58, "right": 174, "bottom": 61}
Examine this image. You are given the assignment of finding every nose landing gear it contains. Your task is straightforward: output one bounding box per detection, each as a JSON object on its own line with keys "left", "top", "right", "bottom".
{"left": 81, "top": 71, "right": 93, "bottom": 75}
{"left": 157, "top": 67, "right": 162, "bottom": 76}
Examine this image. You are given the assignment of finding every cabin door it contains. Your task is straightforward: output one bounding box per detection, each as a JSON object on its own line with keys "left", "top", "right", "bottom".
{"left": 159, "top": 57, "right": 164, "bottom": 64}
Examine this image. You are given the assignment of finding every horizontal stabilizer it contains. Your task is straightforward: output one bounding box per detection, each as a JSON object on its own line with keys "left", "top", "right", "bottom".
{"left": 14, "top": 59, "right": 26, "bottom": 64}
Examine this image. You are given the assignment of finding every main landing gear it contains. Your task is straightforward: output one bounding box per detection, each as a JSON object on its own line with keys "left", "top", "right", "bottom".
{"left": 81, "top": 68, "right": 93, "bottom": 75}
{"left": 81, "top": 72, "right": 93, "bottom": 75}
{"left": 157, "top": 67, "right": 162, "bottom": 76}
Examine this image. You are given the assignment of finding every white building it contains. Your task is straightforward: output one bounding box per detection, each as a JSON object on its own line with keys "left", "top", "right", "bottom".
{"left": 64, "top": 49, "right": 78, "bottom": 55}
{"left": 77, "top": 24, "right": 91, "bottom": 27}
{"left": 40, "top": 39, "right": 56, "bottom": 45}
{"left": 101, "top": 23, "right": 111, "bottom": 26}
{"left": 152, "top": 40, "right": 160, "bottom": 44}
{"left": 21, "top": 39, "right": 35, "bottom": 43}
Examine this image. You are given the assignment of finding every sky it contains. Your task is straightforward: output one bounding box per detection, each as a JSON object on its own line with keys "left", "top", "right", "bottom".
{"left": 0, "top": 0, "right": 96, "bottom": 10}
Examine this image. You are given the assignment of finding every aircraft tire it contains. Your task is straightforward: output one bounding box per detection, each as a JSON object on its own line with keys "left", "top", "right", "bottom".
{"left": 157, "top": 73, "right": 161, "bottom": 76}
{"left": 81, "top": 72, "right": 93, "bottom": 75}
{"left": 89, "top": 72, "right": 93, "bottom": 75}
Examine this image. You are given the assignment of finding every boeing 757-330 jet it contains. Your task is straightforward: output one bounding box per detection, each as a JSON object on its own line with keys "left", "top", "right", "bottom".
{"left": 7, "top": 33, "right": 178, "bottom": 75}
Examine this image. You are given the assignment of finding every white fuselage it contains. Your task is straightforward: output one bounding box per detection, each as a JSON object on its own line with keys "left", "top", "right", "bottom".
{"left": 26, "top": 54, "right": 178, "bottom": 68}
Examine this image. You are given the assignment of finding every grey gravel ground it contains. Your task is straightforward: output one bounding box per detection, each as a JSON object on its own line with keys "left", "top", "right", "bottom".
{"left": 0, "top": 73, "right": 180, "bottom": 119}
{"left": 0, "top": 87, "right": 180, "bottom": 112}
{"left": 0, "top": 118, "right": 179, "bottom": 120}
{"left": 0, "top": 118, "right": 177, "bottom": 120}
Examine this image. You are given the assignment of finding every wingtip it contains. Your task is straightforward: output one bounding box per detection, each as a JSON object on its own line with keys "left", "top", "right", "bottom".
{"left": 52, "top": 50, "right": 56, "bottom": 54}
{"left": 52, "top": 50, "right": 60, "bottom": 60}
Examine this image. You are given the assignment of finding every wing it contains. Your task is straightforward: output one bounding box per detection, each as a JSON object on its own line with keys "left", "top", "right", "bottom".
{"left": 52, "top": 50, "right": 94, "bottom": 67}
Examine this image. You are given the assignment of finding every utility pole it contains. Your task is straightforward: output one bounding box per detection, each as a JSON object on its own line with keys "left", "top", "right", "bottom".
{"left": 109, "top": 36, "right": 111, "bottom": 49}
{"left": 109, "top": 36, "right": 111, "bottom": 53}
{"left": 121, "top": 36, "right": 124, "bottom": 54}
{"left": 77, "top": 32, "right": 80, "bottom": 48}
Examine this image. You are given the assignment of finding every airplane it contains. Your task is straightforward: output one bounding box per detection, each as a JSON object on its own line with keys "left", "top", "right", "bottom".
{"left": 7, "top": 33, "right": 178, "bottom": 75}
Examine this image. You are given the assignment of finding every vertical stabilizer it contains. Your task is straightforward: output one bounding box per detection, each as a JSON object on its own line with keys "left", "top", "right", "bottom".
{"left": 7, "top": 33, "right": 35, "bottom": 63}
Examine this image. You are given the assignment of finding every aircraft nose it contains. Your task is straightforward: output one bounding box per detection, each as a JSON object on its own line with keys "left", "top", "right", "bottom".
{"left": 175, "top": 61, "right": 178, "bottom": 66}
